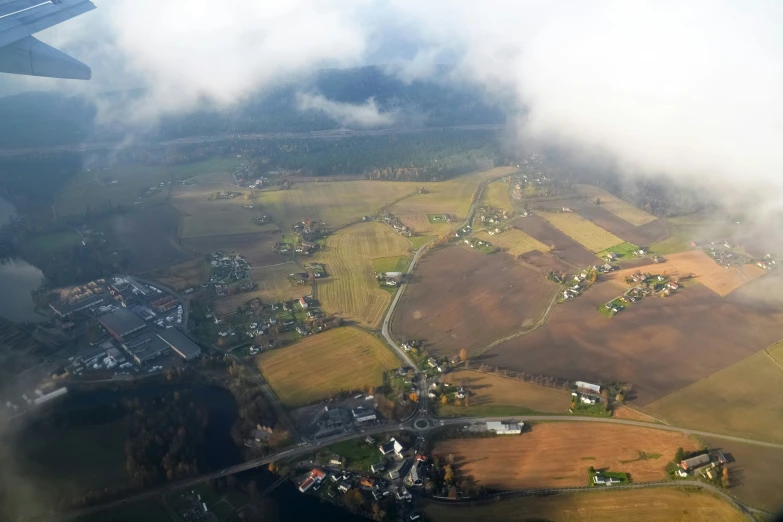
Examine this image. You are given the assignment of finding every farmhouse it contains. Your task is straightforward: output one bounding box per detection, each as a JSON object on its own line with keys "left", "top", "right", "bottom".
{"left": 575, "top": 381, "right": 601, "bottom": 394}
{"left": 299, "top": 297, "right": 309, "bottom": 309}
{"left": 486, "top": 421, "right": 523, "bottom": 435}
{"left": 593, "top": 474, "right": 622, "bottom": 486}
{"left": 298, "top": 468, "right": 326, "bottom": 493}
{"left": 680, "top": 453, "right": 711, "bottom": 471}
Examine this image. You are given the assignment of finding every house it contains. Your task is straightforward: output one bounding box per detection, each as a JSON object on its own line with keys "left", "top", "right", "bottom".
{"left": 713, "top": 451, "right": 728, "bottom": 465}
{"left": 667, "top": 281, "right": 679, "bottom": 290}
{"left": 360, "top": 477, "right": 377, "bottom": 489}
{"left": 593, "top": 474, "right": 621, "bottom": 486}
{"left": 299, "top": 297, "right": 309, "bottom": 309}
{"left": 370, "top": 462, "right": 386, "bottom": 473}
{"left": 602, "top": 263, "right": 613, "bottom": 272}
{"left": 395, "top": 487, "right": 412, "bottom": 501}
{"left": 352, "top": 406, "right": 377, "bottom": 423}
{"left": 680, "top": 453, "right": 711, "bottom": 471}
{"left": 299, "top": 469, "right": 326, "bottom": 492}
{"left": 337, "top": 480, "right": 352, "bottom": 493}
{"left": 379, "top": 438, "right": 404, "bottom": 456}
{"left": 606, "top": 252, "right": 617, "bottom": 260}
{"left": 486, "top": 421, "right": 523, "bottom": 435}
{"left": 406, "top": 462, "right": 424, "bottom": 486}
{"left": 575, "top": 381, "right": 601, "bottom": 394}
{"left": 580, "top": 396, "right": 596, "bottom": 405}
{"left": 372, "top": 489, "right": 389, "bottom": 500}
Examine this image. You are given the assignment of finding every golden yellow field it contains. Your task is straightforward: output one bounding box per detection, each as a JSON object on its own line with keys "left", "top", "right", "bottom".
{"left": 389, "top": 167, "right": 517, "bottom": 235}
{"left": 645, "top": 350, "right": 783, "bottom": 443}
{"left": 424, "top": 488, "right": 746, "bottom": 522}
{"left": 256, "top": 327, "right": 400, "bottom": 407}
{"left": 170, "top": 185, "right": 263, "bottom": 238}
{"left": 256, "top": 180, "right": 420, "bottom": 228}
{"left": 439, "top": 370, "right": 570, "bottom": 416}
{"left": 768, "top": 339, "right": 783, "bottom": 366}
{"left": 482, "top": 180, "right": 513, "bottom": 212}
{"left": 149, "top": 258, "right": 209, "bottom": 291}
{"left": 536, "top": 210, "right": 625, "bottom": 253}
{"left": 473, "top": 229, "right": 551, "bottom": 257}
{"left": 213, "top": 262, "right": 304, "bottom": 314}
{"left": 607, "top": 250, "right": 766, "bottom": 297}
{"left": 575, "top": 185, "right": 658, "bottom": 226}
{"left": 434, "top": 423, "right": 700, "bottom": 490}
{"left": 315, "top": 222, "right": 411, "bottom": 327}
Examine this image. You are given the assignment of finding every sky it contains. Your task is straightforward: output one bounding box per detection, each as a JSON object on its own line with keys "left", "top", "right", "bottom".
{"left": 2, "top": 0, "right": 783, "bottom": 197}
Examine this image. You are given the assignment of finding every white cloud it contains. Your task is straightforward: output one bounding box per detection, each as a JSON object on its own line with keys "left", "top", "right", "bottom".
{"left": 296, "top": 92, "right": 396, "bottom": 128}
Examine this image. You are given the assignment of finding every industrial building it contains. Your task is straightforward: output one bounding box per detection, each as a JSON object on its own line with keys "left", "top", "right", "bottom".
{"left": 157, "top": 329, "right": 202, "bottom": 361}
{"left": 486, "top": 421, "right": 523, "bottom": 435}
{"left": 123, "top": 332, "right": 170, "bottom": 365}
{"left": 49, "top": 294, "right": 105, "bottom": 317}
{"left": 99, "top": 307, "right": 146, "bottom": 339}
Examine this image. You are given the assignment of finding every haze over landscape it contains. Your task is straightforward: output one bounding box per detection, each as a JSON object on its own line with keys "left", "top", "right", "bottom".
{"left": 1, "top": 1, "right": 783, "bottom": 522}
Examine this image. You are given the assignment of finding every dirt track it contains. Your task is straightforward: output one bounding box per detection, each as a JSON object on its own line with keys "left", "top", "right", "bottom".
{"left": 482, "top": 279, "right": 783, "bottom": 405}
{"left": 392, "top": 246, "right": 557, "bottom": 356}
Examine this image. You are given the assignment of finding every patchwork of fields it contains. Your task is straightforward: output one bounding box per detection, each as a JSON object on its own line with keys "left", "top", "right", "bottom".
{"left": 473, "top": 228, "right": 551, "bottom": 257}
{"left": 482, "top": 180, "right": 513, "bottom": 212}
{"left": 574, "top": 185, "right": 658, "bottom": 226}
{"left": 423, "top": 488, "right": 746, "bottom": 522}
{"left": 439, "top": 370, "right": 571, "bottom": 416}
{"left": 607, "top": 249, "right": 766, "bottom": 297}
{"left": 433, "top": 423, "right": 699, "bottom": 489}
{"left": 256, "top": 327, "right": 399, "bottom": 407}
{"left": 512, "top": 215, "right": 601, "bottom": 267}
{"left": 535, "top": 210, "right": 625, "bottom": 253}
{"left": 315, "top": 222, "right": 411, "bottom": 327}
{"left": 169, "top": 186, "right": 260, "bottom": 239}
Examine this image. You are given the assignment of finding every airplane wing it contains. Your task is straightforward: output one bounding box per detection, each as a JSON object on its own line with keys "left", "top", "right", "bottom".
{"left": 0, "top": 0, "right": 96, "bottom": 80}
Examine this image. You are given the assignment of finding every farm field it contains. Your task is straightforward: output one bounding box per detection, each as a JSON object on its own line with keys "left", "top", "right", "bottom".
{"left": 371, "top": 255, "right": 410, "bottom": 274}
{"left": 389, "top": 166, "right": 517, "bottom": 235}
{"left": 484, "top": 280, "right": 783, "bottom": 404}
{"left": 645, "top": 350, "right": 783, "bottom": 443}
{"left": 169, "top": 185, "right": 259, "bottom": 239}
{"left": 482, "top": 180, "right": 513, "bottom": 212}
{"left": 607, "top": 249, "right": 766, "bottom": 297}
{"left": 103, "top": 205, "right": 189, "bottom": 272}
{"left": 577, "top": 205, "right": 669, "bottom": 247}
{"left": 168, "top": 157, "right": 243, "bottom": 180}
{"left": 24, "top": 230, "right": 82, "bottom": 255}
{"left": 423, "top": 487, "right": 746, "bottom": 522}
{"left": 314, "top": 222, "right": 411, "bottom": 327}
{"left": 473, "top": 228, "right": 551, "bottom": 257}
{"left": 393, "top": 246, "right": 557, "bottom": 357}
{"left": 697, "top": 436, "right": 783, "bottom": 511}
{"left": 214, "top": 262, "right": 304, "bottom": 314}
{"left": 512, "top": 215, "right": 600, "bottom": 267}
{"left": 574, "top": 185, "right": 658, "bottom": 226}
{"left": 256, "top": 327, "right": 399, "bottom": 407}
{"left": 769, "top": 339, "right": 783, "bottom": 365}
{"left": 54, "top": 165, "right": 170, "bottom": 216}
{"left": 433, "top": 423, "right": 700, "bottom": 490}
{"left": 181, "top": 232, "right": 283, "bottom": 267}
{"left": 535, "top": 210, "right": 625, "bottom": 253}
{"left": 256, "top": 180, "right": 420, "bottom": 228}
{"left": 150, "top": 257, "right": 209, "bottom": 291}
{"left": 438, "top": 370, "right": 571, "bottom": 416}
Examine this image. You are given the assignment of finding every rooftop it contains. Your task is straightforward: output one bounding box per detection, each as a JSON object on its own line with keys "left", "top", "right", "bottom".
{"left": 123, "top": 331, "right": 170, "bottom": 363}
{"left": 157, "top": 329, "right": 202, "bottom": 360}
{"left": 99, "top": 307, "right": 146, "bottom": 338}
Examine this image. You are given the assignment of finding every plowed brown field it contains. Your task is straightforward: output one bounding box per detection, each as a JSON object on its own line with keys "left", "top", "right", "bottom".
{"left": 433, "top": 423, "right": 700, "bottom": 489}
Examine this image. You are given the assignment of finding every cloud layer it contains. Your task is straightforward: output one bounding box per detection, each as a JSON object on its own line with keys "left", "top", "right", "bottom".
{"left": 8, "top": 0, "right": 783, "bottom": 194}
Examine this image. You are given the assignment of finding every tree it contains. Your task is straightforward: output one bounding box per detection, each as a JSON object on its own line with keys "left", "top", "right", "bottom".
{"left": 459, "top": 348, "right": 468, "bottom": 362}
{"left": 675, "top": 447, "right": 684, "bottom": 463}
{"left": 409, "top": 392, "right": 418, "bottom": 403}
{"left": 443, "top": 464, "right": 455, "bottom": 484}
{"left": 441, "top": 395, "right": 448, "bottom": 405}
{"left": 344, "top": 489, "right": 363, "bottom": 510}
{"left": 721, "top": 466, "right": 730, "bottom": 488}
{"left": 448, "top": 486, "right": 457, "bottom": 499}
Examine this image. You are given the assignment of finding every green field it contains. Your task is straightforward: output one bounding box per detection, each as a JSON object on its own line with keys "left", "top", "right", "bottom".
{"left": 327, "top": 438, "right": 387, "bottom": 471}
{"left": 55, "top": 165, "right": 171, "bottom": 216}
{"left": 169, "top": 158, "right": 243, "bottom": 180}
{"left": 649, "top": 214, "right": 734, "bottom": 255}
{"left": 372, "top": 255, "right": 410, "bottom": 273}
{"left": 646, "top": 349, "right": 783, "bottom": 442}
{"left": 597, "top": 241, "right": 639, "bottom": 260}
{"left": 25, "top": 230, "right": 82, "bottom": 255}
{"left": 409, "top": 235, "right": 434, "bottom": 250}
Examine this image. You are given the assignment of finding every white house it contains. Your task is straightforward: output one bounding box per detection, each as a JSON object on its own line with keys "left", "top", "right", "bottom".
{"left": 486, "top": 421, "right": 523, "bottom": 435}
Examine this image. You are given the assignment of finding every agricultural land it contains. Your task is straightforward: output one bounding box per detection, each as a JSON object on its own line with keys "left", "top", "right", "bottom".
{"left": 512, "top": 215, "right": 600, "bottom": 267}
{"left": 535, "top": 210, "right": 625, "bottom": 253}
{"left": 574, "top": 184, "right": 658, "bottom": 226}
{"left": 433, "top": 423, "right": 700, "bottom": 490}
{"left": 645, "top": 349, "right": 783, "bottom": 443}
{"left": 473, "top": 228, "right": 551, "bottom": 257}
{"left": 314, "top": 222, "right": 411, "bottom": 327}
{"left": 482, "top": 180, "right": 513, "bottom": 212}
{"left": 255, "top": 326, "right": 399, "bottom": 407}
{"left": 180, "top": 232, "right": 283, "bottom": 267}
{"left": 214, "top": 262, "right": 304, "bottom": 314}
{"left": 169, "top": 185, "right": 260, "bottom": 238}
{"left": 576, "top": 205, "right": 669, "bottom": 247}
{"left": 607, "top": 249, "right": 766, "bottom": 297}
{"left": 482, "top": 280, "right": 783, "bottom": 404}
{"left": 393, "top": 246, "right": 557, "bottom": 356}
{"left": 423, "top": 487, "right": 746, "bottom": 522}
{"left": 149, "top": 258, "right": 209, "bottom": 291}
{"left": 438, "top": 370, "right": 571, "bottom": 416}
{"left": 255, "top": 180, "right": 420, "bottom": 229}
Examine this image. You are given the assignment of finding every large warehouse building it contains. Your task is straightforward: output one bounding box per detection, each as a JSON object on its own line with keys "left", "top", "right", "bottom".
{"left": 99, "top": 307, "right": 146, "bottom": 340}
{"left": 122, "top": 331, "right": 170, "bottom": 365}
{"left": 157, "top": 329, "right": 202, "bottom": 361}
